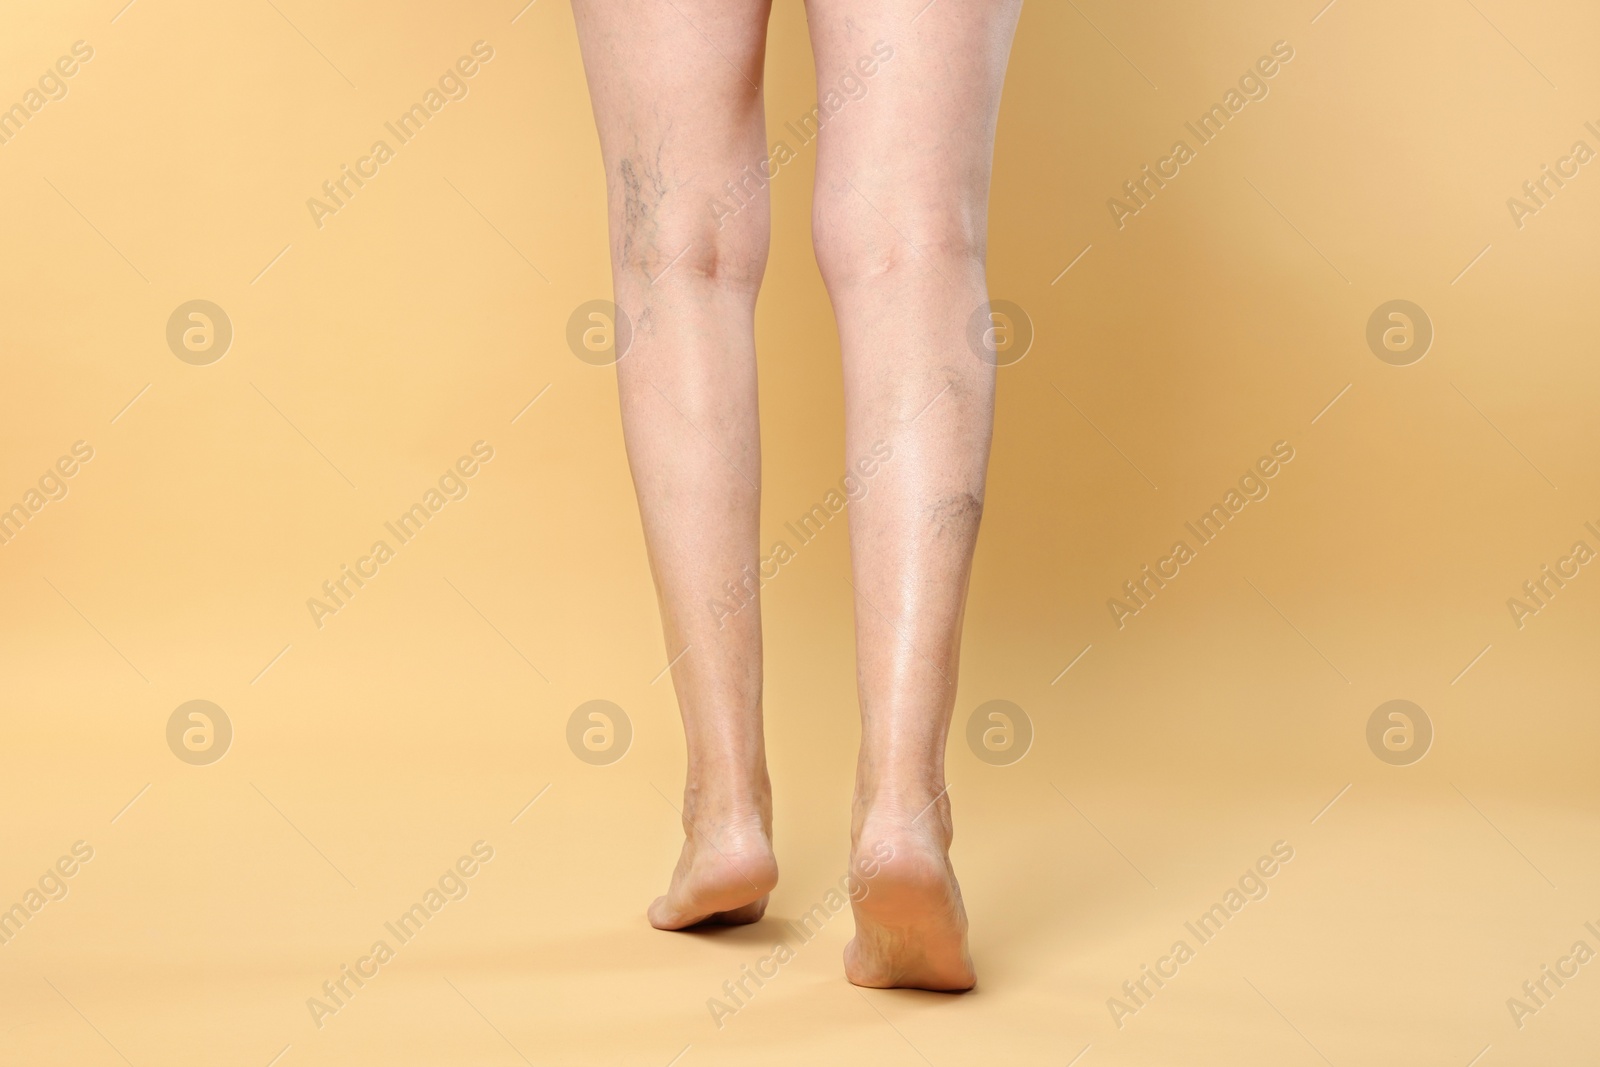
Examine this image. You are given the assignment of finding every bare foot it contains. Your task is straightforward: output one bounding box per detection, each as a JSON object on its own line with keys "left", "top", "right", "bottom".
{"left": 649, "top": 804, "right": 778, "bottom": 931}
{"left": 845, "top": 797, "right": 976, "bottom": 991}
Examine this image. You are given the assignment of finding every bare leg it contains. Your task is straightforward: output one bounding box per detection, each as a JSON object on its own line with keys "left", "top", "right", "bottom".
{"left": 805, "top": 0, "right": 1022, "bottom": 989}
{"left": 571, "top": 0, "right": 778, "bottom": 929}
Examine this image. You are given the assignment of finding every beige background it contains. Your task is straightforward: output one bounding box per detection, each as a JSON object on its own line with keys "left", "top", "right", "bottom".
{"left": 2, "top": 0, "right": 1598, "bottom": 1063}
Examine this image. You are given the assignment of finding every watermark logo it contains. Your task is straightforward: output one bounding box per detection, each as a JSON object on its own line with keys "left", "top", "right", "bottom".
{"left": 967, "top": 300, "right": 1033, "bottom": 367}
{"left": 966, "top": 699, "right": 1032, "bottom": 766}
{"left": 566, "top": 300, "right": 632, "bottom": 366}
{"left": 567, "top": 700, "right": 631, "bottom": 765}
{"left": 1365, "top": 299, "right": 1431, "bottom": 366}
{"left": 166, "top": 300, "right": 233, "bottom": 365}
{"left": 167, "top": 700, "right": 232, "bottom": 765}
{"left": 1366, "top": 699, "right": 1432, "bottom": 766}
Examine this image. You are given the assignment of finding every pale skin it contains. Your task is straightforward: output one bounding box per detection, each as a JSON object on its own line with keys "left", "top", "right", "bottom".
{"left": 571, "top": 0, "right": 1021, "bottom": 991}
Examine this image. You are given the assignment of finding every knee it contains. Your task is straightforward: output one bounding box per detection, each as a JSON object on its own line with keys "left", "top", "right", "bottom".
{"left": 811, "top": 184, "right": 985, "bottom": 289}
{"left": 611, "top": 163, "right": 769, "bottom": 291}
{"left": 616, "top": 225, "right": 768, "bottom": 289}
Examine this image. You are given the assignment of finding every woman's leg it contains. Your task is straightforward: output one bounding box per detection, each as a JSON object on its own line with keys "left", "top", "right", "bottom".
{"left": 571, "top": 0, "right": 778, "bottom": 929}
{"left": 804, "top": 0, "right": 1022, "bottom": 989}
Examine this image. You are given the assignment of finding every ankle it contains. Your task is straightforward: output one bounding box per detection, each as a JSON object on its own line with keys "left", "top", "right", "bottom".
{"left": 853, "top": 770, "right": 949, "bottom": 817}
{"left": 852, "top": 791, "right": 952, "bottom": 855}
{"left": 685, "top": 748, "right": 769, "bottom": 791}
{"left": 680, "top": 775, "right": 772, "bottom": 834}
